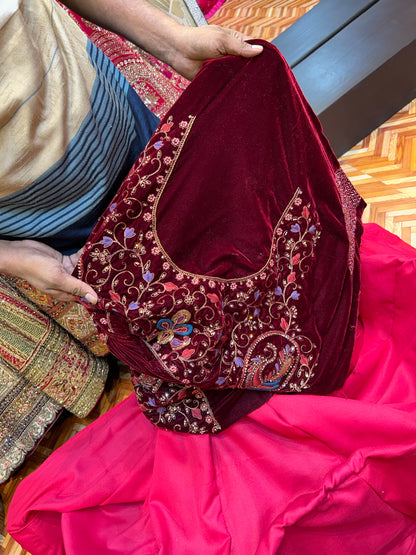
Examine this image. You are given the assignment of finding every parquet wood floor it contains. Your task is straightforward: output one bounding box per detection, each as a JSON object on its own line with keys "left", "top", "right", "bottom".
{"left": 340, "top": 100, "right": 416, "bottom": 246}
{"left": 2, "top": 0, "right": 415, "bottom": 553}
{"left": 210, "top": 0, "right": 319, "bottom": 39}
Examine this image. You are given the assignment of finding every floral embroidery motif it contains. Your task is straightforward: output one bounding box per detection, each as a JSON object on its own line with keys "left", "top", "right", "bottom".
{"left": 79, "top": 115, "right": 323, "bottom": 433}
{"left": 131, "top": 374, "right": 221, "bottom": 434}
{"left": 155, "top": 309, "right": 193, "bottom": 349}
{"left": 335, "top": 168, "right": 362, "bottom": 273}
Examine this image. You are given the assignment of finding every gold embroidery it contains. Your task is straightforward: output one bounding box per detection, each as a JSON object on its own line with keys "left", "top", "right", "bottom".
{"left": 0, "top": 275, "right": 108, "bottom": 417}
{"left": 10, "top": 277, "right": 109, "bottom": 356}
{"left": 0, "top": 358, "right": 62, "bottom": 483}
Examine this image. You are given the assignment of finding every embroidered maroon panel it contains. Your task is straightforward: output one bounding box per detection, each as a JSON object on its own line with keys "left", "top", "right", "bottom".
{"left": 334, "top": 168, "right": 363, "bottom": 273}
{"left": 78, "top": 41, "right": 365, "bottom": 434}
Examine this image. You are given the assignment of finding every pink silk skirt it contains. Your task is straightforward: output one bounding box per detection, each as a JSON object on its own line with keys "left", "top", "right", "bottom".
{"left": 7, "top": 223, "right": 416, "bottom": 553}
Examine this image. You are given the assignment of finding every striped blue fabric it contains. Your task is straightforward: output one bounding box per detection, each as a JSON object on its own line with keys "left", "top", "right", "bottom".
{"left": 0, "top": 40, "right": 158, "bottom": 246}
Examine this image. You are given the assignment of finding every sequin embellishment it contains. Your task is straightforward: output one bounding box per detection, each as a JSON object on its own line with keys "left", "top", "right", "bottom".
{"left": 335, "top": 169, "right": 362, "bottom": 273}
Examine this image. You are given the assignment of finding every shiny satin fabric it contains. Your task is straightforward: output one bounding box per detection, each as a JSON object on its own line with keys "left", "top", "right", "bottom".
{"left": 7, "top": 224, "right": 416, "bottom": 553}
{"left": 76, "top": 40, "right": 365, "bottom": 432}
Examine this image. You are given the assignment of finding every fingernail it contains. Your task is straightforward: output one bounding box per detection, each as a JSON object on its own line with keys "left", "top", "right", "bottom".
{"left": 85, "top": 293, "right": 97, "bottom": 304}
{"left": 251, "top": 44, "right": 263, "bottom": 51}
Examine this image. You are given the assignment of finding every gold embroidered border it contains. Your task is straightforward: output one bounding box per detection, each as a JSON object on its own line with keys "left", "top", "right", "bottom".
{"left": 0, "top": 275, "right": 108, "bottom": 417}
{"left": 0, "top": 358, "right": 62, "bottom": 483}
{"left": 10, "top": 277, "right": 109, "bottom": 356}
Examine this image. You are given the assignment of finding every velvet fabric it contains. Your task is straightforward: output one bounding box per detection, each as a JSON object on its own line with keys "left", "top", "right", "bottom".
{"left": 7, "top": 223, "right": 416, "bottom": 553}
{"left": 76, "top": 41, "right": 364, "bottom": 433}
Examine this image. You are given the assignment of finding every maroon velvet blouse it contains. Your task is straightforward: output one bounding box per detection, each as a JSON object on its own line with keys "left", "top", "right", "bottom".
{"left": 77, "top": 41, "right": 365, "bottom": 434}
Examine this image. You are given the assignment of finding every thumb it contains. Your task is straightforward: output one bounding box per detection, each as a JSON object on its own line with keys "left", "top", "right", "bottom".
{"left": 238, "top": 42, "right": 263, "bottom": 58}
{"left": 223, "top": 32, "right": 263, "bottom": 58}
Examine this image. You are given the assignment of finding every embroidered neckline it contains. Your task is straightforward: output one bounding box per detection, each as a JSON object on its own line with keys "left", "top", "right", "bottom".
{"left": 149, "top": 115, "right": 302, "bottom": 283}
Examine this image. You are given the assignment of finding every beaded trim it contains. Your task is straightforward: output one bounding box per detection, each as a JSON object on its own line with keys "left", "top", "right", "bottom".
{"left": 335, "top": 169, "right": 362, "bottom": 273}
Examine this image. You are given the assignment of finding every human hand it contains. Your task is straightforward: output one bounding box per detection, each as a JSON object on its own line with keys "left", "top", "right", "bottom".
{"left": 0, "top": 239, "right": 98, "bottom": 304}
{"left": 63, "top": 1, "right": 262, "bottom": 81}
{"left": 166, "top": 26, "right": 263, "bottom": 80}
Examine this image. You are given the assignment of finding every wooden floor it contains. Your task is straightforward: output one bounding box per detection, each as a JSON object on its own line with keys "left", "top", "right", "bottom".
{"left": 2, "top": 0, "right": 415, "bottom": 553}
{"left": 340, "top": 103, "right": 416, "bottom": 246}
